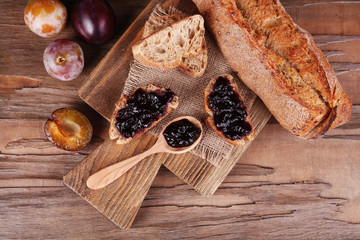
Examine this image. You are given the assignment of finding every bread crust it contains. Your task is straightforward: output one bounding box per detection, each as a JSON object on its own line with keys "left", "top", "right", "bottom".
{"left": 204, "top": 74, "right": 254, "bottom": 145}
{"left": 109, "top": 84, "right": 179, "bottom": 145}
{"left": 193, "top": 0, "right": 352, "bottom": 139}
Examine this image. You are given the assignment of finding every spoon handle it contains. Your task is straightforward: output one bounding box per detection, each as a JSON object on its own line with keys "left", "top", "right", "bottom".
{"left": 87, "top": 143, "right": 162, "bottom": 190}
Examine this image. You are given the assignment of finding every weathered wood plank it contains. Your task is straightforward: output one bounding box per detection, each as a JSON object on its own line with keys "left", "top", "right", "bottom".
{"left": 284, "top": 1, "right": 360, "bottom": 35}
{"left": 63, "top": 134, "right": 167, "bottom": 229}
{"left": 2, "top": 184, "right": 360, "bottom": 239}
{"left": 0, "top": 75, "right": 41, "bottom": 94}
{"left": 1, "top": 0, "right": 360, "bottom": 237}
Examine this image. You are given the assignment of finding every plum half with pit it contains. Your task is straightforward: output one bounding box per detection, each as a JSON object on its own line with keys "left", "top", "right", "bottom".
{"left": 45, "top": 108, "right": 93, "bottom": 151}
{"left": 43, "top": 39, "right": 84, "bottom": 81}
{"left": 24, "top": 0, "right": 67, "bottom": 38}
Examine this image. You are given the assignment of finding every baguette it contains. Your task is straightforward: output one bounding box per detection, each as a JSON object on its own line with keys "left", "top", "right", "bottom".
{"left": 193, "top": 0, "right": 352, "bottom": 139}
{"left": 132, "top": 15, "right": 205, "bottom": 70}
{"left": 143, "top": 14, "right": 208, "bottom": 78}
{"left": 204, "top": 74, "right": 254, "bottom": 145}
{"left": 109, "top": 84, "right": 179, "bottom": 144}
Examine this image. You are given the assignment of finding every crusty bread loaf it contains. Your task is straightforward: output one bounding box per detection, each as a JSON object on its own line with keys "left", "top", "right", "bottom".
{"left": 143, "top": 14, "right": 208, "bottom": 78}
{"left": 204, "top": 74, "right": 254, "bottom": 145}
{"left": 132, "top": 15, "right": 205, "bottom": 70}
{"left": 193, "top": 0, "right": 352, "bottom": 139}
{"left": 109, "top": 84, "right": 179, "bottom": 145}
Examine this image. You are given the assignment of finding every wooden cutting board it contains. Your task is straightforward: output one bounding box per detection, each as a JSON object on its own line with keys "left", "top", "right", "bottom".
{"left": 63, "top": 0, "right": 271, "bottom": 229}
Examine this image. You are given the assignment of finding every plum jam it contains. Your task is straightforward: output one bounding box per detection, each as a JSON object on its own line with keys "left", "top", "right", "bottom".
{"left": 163, "top": 119, "right": 201, "bottom": 148}
{"left": 115, "top": 88, "right": 175, "bottom": 138}
{"left": 208, "top": 77, "right": 252, "bottom": 140}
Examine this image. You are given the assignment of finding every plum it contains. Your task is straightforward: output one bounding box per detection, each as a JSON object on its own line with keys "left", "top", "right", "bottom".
{"left": 24, "top": 0, "right": 67, "bottom": 38}
{"left": 71, "top": 0, "right": 116, "bottom": 44}
{"left": 44, "top": 108, "right": 93, "bottom": 151}
{"left": 43, "top": 39, "right": 84, "bottom": 81}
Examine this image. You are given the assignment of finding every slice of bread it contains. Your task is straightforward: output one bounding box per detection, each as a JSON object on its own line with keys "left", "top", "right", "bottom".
{"left": 143, "top": 14, "right": 182, "bottom": 37}
{"left": 109, "top": 84, "right": 179, "bottom": 145}
{"left": 143, "top": 15, "right": 208, "bottom": 78}
{"left": 178, "top": 39, "right": 207, "bottom": 77}
{"left": 132, "top": 15, "right": 205, "bottom": 70}
{"left": 204, "top": 74, "right": 254, "bottom": 145}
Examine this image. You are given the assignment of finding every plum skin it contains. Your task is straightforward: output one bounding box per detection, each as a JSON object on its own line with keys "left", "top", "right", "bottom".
{"left": 24, "top": 0, "right": 67, "bottom": 38}
{"left": 71, "top": 0, "right": 116, "bottom": 45}
{"left": 43, "top": 39, "right": 84, "bottom": 81}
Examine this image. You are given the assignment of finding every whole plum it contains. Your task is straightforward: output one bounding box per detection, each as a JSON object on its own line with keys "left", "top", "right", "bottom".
{"left": 24, "top": 0, "right": 67, "bottom": 38}
{"left": 43, "top": 39, "right": 84, "bottom": 81}
{"left": 71, "top": 0, "right": 116, "bottom": 44}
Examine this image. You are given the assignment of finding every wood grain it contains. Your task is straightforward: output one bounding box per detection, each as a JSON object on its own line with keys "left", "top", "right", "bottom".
{"left": 2, "top": 179, "right": 360, "bottom": 239}
{"left": 285, "top": 1, "right": 360, "bottom": 35}
{"left": 0, "top": 75, "right": 41, "bottom": 93}
{"left": 1, "top": 0, "right": 360, "bottom": 238}
{"left": 64, "top": 136, "right": 171, "bottom": 229}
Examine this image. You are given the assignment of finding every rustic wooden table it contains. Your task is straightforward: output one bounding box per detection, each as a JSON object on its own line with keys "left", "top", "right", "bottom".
{"left": 1, "top": 0, "right": 360, "bottom": 239}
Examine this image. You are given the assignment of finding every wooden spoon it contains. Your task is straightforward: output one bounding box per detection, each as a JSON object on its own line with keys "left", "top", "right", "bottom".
{"left": 87, "top": 116, "right": 203, "bottom": 190}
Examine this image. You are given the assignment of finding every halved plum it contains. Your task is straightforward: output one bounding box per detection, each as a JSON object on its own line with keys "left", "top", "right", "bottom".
{"left": 44, "top": 108, "right": 93, "bottom": 151}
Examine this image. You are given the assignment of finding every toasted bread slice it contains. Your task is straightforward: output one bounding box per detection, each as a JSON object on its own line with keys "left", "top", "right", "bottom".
{"left": 109, "top": 84, "right": 179, "bottom": 145}
{"left": 132, "top": 15, "right": 205, "bottom": 70}
{"left": 143, "top": 14, "right": 208, "bottom": 77}
{"left": 204, "top": 74, "right": 254, "bottom": 145}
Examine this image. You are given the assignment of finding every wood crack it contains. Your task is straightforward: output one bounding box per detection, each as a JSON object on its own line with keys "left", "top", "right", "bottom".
{"left": 220, "top": 181, "right": 331, "bottom": 189}
{"left": 322, "top": 135, "right": 360, "bottom": 140}
{"left": 141, "top": 201, "right": 256, "bottom": 209}
{"left": 324, "top": 218, "right": 360, "bottom": 225}
{"left": 190, "top": 210, "right": 296, "bottom": 228}
{"left": 190, "top": 233, "right": 233, "bottom": 240}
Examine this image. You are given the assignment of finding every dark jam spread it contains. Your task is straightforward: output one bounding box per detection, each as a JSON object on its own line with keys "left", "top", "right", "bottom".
{"left": 208, "top": 77, "right": 252, "bottom": 140}
{"left": 163, "top": 119, "right": 201, "bottom": 148}
{"left": 115, "top": 88, "right": 175, "bottom": 138}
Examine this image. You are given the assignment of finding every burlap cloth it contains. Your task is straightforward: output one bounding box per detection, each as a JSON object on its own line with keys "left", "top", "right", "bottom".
{"left": 122, "top": 5, "right": 256, "bottom": 166}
